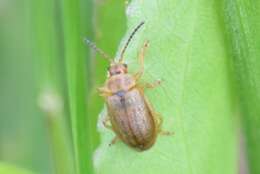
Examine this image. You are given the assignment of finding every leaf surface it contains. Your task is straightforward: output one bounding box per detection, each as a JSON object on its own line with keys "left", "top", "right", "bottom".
{"left": 94, "top": 1, "right": 237, "bottom": 174}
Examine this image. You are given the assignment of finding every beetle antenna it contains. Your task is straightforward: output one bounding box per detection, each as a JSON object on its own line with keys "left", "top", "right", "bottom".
{"left": 84, "top": 38, "right": 113, "bottom": 63}
{"left": 119, "top": 21, "right": 145, "bottom": 63}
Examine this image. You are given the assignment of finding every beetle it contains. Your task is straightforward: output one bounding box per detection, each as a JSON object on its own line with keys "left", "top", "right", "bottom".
{"left": 85, "top": 21, "right": 171, "bottom": 151}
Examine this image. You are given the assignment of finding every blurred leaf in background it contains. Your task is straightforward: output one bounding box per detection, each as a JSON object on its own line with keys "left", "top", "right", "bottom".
{"left": 0, "top": 0, "right": 126, "bottom": 173}
{"left": 0, "top": 0, "right": 52, "bottom": 173}
{"left": 0, "top": 163, "right": 35, "bottom": 174}
{"left": 30, "top": 0, "right": 75, "bottom": 173}
{"left": 223, "top": 0, "right": 260, "bottom": 174}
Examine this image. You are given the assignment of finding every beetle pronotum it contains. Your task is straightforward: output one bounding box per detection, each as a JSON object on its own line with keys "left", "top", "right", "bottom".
{"left": 85, "top": 21, "right": 171, "bottom": 151}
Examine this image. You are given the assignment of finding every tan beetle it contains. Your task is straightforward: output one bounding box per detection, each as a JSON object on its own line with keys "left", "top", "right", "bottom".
{"left": 85, "top": 22, "right": 171, "bottom": 151}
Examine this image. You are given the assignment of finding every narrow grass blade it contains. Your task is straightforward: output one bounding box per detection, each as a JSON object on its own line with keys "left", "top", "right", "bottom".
{"left": 60, "top": 0, "right": 94, "bottom": 173}
{"left": 223, "top": 0, "right": 260, "bottom": 173}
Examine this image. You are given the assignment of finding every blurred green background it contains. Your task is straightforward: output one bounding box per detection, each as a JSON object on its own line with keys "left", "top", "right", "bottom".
{"left": 0, "top": 0, "right": 125, "bottom": 173}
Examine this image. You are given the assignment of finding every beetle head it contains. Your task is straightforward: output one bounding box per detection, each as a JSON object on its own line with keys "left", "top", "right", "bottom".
{"left": 84, "top": 21, "right": 144, "bottom": 76}
{"left": 108, "top": 63, "right": 128, "bottom": 76}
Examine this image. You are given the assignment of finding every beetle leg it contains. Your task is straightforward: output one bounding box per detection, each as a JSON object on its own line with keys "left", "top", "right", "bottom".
{"left": 159, "top": 130, "right": 174, "bottom": 136}
{"left": 157, "top": 113, "right": 163, "bottom": 129}
{"left": 98, "top": 86, "right": 112, "bottom": 97}
{"left": 142, "top": 91, "right": 174, "bottom": 136}
{"left": 144, "top": 79, "right": 162, "bottom": 89}
{"left": 103, "top": 117, "right": 120, "bottom": 146}
{"left": 143, "top": 94, "right": 168, "bottom": 132}
{"left": 134, "top": 40, "right": 149, "bottom": 81}
{"left": 103, "top": 116, "right": 112, "bottom": 130}
{"left": 109, "top": 136, "right": 119, "bottom": 146}
{"left": 157, "top": 115, "right": 174, "bottom": 136}
{"left": 156, "top": 112, "right": 165, "bottom": 132}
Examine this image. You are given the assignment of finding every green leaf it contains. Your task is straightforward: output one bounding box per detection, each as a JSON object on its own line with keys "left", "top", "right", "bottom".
{"left": 223, "top": 0, "right": 260, "bottom": 173}
{"left": 60, "top": 0, "right": 94, "bottom": 174}
{"left": 0, "top": 163, "right": 35, "bottom": 174}
{"left": 94, "top": 0, "right": 237, "bottom": 174}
